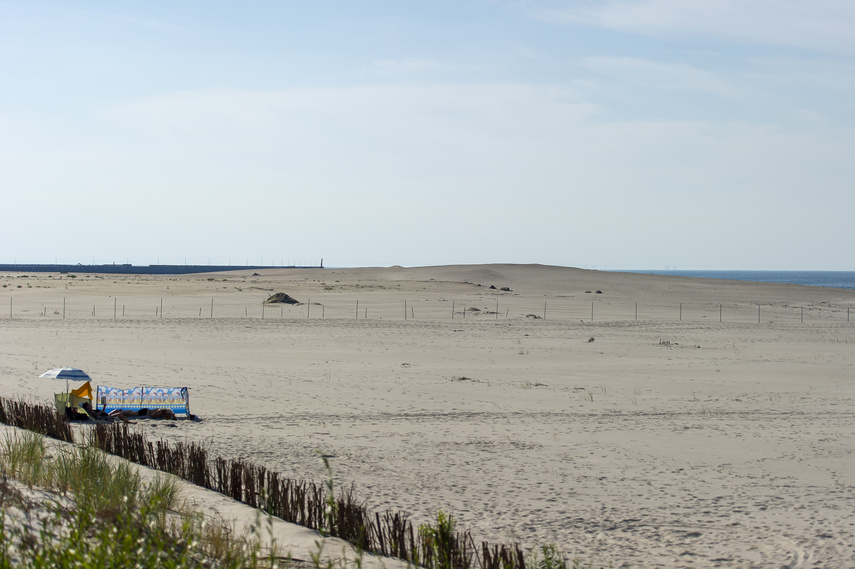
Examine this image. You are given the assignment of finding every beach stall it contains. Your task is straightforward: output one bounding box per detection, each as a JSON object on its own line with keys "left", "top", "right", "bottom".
{"left": 41, "top": 367, "right": 192, "bottom": 420}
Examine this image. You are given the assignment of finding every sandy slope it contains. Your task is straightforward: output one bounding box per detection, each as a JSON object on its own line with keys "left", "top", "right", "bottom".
{"left": 2, "top": 265, "right": 854, "bottom": 568}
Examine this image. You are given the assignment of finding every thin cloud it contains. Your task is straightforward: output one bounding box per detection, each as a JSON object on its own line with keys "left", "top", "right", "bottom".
{"left": 534, "top": 0, "right": 855, "bottom": 54}
{"left": 579, "top": 56, "right": 735, "bottom": 95}
{"left": 3, "top": 2, "right": 184, "bottom": 33}
{"left": 104, "top": 83, "right": 602, "bottom": 139}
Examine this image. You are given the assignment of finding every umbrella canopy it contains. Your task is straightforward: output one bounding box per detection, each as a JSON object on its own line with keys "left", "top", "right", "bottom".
{"left": 40, "top": 367, "right": 92, "bottom": 398}
{"left": 39, "top": 367, "right": 92, "bottom": 381}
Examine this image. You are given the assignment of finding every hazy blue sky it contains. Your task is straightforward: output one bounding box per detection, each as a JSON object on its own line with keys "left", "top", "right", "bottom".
{"left": 2, "top": 1, "right": 853, "bottom": 269}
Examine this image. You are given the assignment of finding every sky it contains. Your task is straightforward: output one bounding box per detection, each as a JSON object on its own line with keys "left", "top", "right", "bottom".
{"left": 2, "top": 1, "right": 854, "bottom": 270}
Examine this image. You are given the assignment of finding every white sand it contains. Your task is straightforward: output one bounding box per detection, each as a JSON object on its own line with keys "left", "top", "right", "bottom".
{"left": 2, "top": 264, "right": 854, "bottom": 568}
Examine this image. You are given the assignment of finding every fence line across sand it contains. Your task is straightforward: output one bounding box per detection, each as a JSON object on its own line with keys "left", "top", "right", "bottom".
{"left": 5, "top": 295, "right": 852, "bottom": 325}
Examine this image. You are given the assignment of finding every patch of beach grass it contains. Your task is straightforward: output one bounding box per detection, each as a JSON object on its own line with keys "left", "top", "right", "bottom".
{"left": 0, "top": 429, "right": 280, "bottom": 569}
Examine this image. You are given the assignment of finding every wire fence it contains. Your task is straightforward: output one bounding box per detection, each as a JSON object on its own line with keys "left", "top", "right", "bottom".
{"left": 4, "top": 294, "right": 853, "bottom": 324}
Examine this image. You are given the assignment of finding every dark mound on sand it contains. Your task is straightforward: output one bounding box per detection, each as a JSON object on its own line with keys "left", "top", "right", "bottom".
{"left": 264, "top": 292, "right": 300, "bottom": 305}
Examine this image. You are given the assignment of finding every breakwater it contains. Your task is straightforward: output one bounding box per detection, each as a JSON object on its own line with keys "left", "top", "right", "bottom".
{"left": 0, "top": 263, "right": 321, "bottom": 275}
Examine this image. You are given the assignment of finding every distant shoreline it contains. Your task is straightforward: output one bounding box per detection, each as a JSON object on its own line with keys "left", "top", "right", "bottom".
{"left": 618, "top": 269, "right": 855, "bottom": 290}
{"left": 0, "top": 263, "right": 323, "bottom": 275}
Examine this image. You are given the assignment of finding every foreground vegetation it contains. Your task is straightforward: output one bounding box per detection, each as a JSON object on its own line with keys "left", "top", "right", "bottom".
{"left": 0, "top": 397, "right": 602, "bottom": 569}
{"left": 0, "top": 430, "right": 282, "bottom": 568}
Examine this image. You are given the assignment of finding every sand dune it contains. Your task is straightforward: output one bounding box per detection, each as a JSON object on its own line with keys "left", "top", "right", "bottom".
{"left": 2, "top": 265, "right": 854, "bottom": 568}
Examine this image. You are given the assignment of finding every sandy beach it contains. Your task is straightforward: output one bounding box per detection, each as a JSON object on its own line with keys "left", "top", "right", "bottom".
{"left": 2, "top": 264, "right": 854, "bottom": 568}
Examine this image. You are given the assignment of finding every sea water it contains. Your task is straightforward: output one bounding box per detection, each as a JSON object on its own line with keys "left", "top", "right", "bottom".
{"left": 620, "top": 270, "right": 855, "bottom": 290}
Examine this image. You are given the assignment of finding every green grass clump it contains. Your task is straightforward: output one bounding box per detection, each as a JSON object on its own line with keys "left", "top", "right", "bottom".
{"left": 1, "top": 430, "right": 49, "bottom": 485}
{"left": 527, "top": 545, "right": 567, "bottom": 569}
